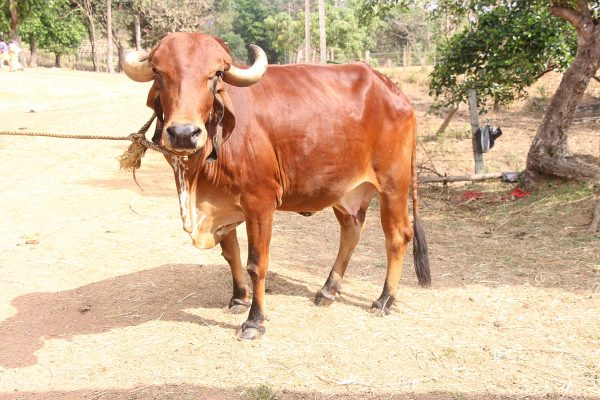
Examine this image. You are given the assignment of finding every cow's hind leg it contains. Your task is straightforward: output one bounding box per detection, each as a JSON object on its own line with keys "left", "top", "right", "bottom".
{"left": 315, "top": 206, "right": 367, "bottom": 306}
{"left": 220, "top": 229, "right": 251, "bottom": 314}
{"left": 372, "top": 191, "right": 412, "bottom": 315}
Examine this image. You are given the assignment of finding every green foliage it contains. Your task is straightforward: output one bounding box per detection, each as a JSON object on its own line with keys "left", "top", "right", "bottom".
{"left": 220, "top": 31, "right": 247, "bottom": 62}
{"left": 215, "top": 0, "right": 377, "bottom": 64}
{"left": 429, "top": 0, "right": 577, "bottom": 112}
{"left": 326, "top": 0, "right": 377, "bottom": 60}
{"left": 19, "top": 0, "right": 86, "bottom": 55}
{"left": 263, "top": 11, "right": 302, "bottom": 63}
{"left": 0, "top": 0, "right": 47, "bottom": 38}
{"left": 247, "top": 384, "right": 277, "bottom": 400}
{"left": 229, "top": 0, "right": 281, "bottom": 62}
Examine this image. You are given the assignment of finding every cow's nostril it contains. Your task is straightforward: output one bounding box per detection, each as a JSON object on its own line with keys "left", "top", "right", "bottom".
{"left": 191, "top": 127, "right": 201, "bottom": 137}
{"left": 167, "top": 127, "right": 176, "bottom": 140}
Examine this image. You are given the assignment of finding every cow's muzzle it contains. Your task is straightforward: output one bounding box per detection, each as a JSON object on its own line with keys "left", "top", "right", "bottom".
{"left": 166, "top": 123, "right": 205, "bottom": 150}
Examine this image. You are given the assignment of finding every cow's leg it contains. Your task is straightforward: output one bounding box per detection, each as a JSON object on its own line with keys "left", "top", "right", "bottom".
{"left": 238, "top": 209, "right": 274, "bottom": 340}
{"left": 314, "top": 207, "right": 367, "bottom": 306}
{"left": 220, "top": 229, "right": 251, "bottom": 314}
{"left": 372, "top": 191, "right": 412, "bottom": 315}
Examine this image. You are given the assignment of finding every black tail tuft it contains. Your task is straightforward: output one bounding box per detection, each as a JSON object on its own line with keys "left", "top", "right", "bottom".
{"left": 413, "top": 217, "right": 431, "bottom": 287}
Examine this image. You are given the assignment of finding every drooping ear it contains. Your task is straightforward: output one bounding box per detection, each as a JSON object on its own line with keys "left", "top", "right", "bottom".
{"left": 146, "top": 81, "right": 164, "bottom": 145}
{"left": 217, "top": 87, "right": 236, "bottom": 143}
{"left": 206, "top": 82, "right": 236, "bottom": 162}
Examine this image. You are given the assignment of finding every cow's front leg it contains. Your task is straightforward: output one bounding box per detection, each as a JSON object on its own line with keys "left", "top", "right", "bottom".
{"left": 220, "top": 229, "right": 251, "bottom": 314}
{"left": 238, "top": 210, "right": 274, "bottom": 340}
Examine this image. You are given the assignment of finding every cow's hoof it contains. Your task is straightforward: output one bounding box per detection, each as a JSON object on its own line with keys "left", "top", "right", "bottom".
{"left": 314, "top": 289, "right": 336, "bottom": 307}
{"left": 370, "top": 299, "right": 392, "bottom": 316}
{"left": 237, "top": 327, "right": 263, "bottom": 340}
{"left": 237, "top": 322, "right": 265, "bottom": 340}
{"left": 228, "top": 298, "right": 250, "bottom": 314}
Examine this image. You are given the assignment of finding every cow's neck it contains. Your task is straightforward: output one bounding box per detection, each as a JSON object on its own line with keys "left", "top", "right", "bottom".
{"left": 168, "top": 150, "right": 242, "bottom": 249}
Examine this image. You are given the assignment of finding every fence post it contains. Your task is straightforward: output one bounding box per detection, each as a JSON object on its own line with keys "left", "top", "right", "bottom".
{"left": 468, "top": 88, "right": 484, "bottom": 174}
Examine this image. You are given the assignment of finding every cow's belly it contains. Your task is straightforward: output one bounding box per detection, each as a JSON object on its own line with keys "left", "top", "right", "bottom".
{"left": 278, "top": 179, "right": 378, "bottom": 217}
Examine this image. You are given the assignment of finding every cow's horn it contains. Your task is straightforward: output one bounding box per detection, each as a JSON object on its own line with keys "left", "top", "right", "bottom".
{"left": 223, "top": 45, "right": 268, "bottom": 87}
{"left": 123, "top": 50, "right": 154, "bottom": 82}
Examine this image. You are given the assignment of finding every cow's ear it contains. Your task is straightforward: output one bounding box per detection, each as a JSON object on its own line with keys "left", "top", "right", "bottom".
{"left": 206, "top": 86, "right": 236, "bottom": 162}
{"left": 218, "top": 88, "right": 236, "bottom": 143}
{"left": 146, "top": 82, "right": 164, "bottom": 144}
{"left": 146, "top": 81, "right": 159, "bottom": 109}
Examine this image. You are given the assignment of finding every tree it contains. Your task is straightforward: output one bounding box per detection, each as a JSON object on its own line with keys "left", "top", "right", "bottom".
{"left": 106, "top": 0, "right": 114, "bottom": 72}
{"left": 524, "top": 0, "right": 600, "bottom": 185}
{"left": 19, "top": 0, "right": 86, "bottom": 67}
{"left": 132, "top": 0, "right": 214, "bottom": 49}
{"left": 424, "top": 0, "right": 600, "bottom": 185}
{"left": 71, "top": 0, "right": 101, "bottom": 71}
{"left": 429, "top": 1, "right": 575, "bottom": 112}
{"left": 230, "top": 0, "right": 280, "bottom": 62}
{"left": 0, "top": 0, "right": 48, "bottom": 65}
{"left": 318, "top": 0, "right": 326, "bottom": 62}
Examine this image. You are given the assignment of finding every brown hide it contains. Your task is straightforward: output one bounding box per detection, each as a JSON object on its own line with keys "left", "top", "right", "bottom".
{"left": 133, "top": 32, "right": 429, "bottom": 339}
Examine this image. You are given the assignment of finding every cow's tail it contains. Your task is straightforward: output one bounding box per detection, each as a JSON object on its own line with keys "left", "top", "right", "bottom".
{"left": 411, "top": 122, "right": 431, "bottom": 287}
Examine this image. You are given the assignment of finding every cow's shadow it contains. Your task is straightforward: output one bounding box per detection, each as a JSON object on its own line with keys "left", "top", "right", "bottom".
{"left": 0, "top": 263, "right": 315, "bottom": 369}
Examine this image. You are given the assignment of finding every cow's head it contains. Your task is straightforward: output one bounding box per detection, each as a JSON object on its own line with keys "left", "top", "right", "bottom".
{"left": 123, "top": 32, "right": 267, "bottom": 157}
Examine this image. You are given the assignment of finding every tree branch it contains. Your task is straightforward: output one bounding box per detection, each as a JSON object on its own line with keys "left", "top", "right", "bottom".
{"left": 550, "top": 6, "right": 585, "bottom": 29}
{"left": 535, "top": 64, "right": 558, "bottom": 80}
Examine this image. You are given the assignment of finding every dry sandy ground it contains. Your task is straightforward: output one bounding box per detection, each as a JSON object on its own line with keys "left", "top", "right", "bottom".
{"left": 0, "top": 68, "right": 598, "bottom": 400}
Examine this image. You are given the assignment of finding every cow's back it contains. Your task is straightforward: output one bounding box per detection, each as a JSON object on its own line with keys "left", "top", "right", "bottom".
{"left": 223, "top": 63, "right": 416, "bottom": 211}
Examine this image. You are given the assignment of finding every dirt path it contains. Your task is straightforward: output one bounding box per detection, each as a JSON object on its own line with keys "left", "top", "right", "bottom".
{"left": 0, "top": 68, "right": 598, "bottom": 400}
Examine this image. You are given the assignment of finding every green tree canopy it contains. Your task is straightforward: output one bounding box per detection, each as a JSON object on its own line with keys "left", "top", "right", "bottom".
{"left": 429, "top": 0, "right": 577, "bottom": 111}
{"left": 19, "top": 0, "right": 86, "bottom": 56}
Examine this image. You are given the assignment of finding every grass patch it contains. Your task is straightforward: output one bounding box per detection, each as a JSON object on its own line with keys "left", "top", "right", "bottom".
{"left": 246, "top": 385, "right": 278, "bottom": 400}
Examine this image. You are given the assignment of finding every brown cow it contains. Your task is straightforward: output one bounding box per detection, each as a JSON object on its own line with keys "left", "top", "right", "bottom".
{"left": 123, "top": 32, "right": 430, "bottom": 340}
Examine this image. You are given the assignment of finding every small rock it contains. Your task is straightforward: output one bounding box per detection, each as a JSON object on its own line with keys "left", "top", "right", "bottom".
{"left": 78, "top": 303, "right": 92, "bottom": 313}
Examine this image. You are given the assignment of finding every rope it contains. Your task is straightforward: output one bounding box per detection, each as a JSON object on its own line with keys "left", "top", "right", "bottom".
{"left": 0, "top": 130, "right": 132, "bottom": 140}
{"left": 0, "top": 113, "right": 171, "bottom": 171}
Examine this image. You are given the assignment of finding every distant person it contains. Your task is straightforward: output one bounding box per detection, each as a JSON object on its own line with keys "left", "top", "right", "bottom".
{"left": 8, "top": 40, "right": 23, "bottom": 71}
{"left": 0, "top": 39, "right": 8, "bottom": 70}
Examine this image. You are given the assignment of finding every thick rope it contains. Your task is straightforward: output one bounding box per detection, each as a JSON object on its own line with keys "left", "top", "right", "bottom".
{"left": 0, "top": 130, "right": 131, "bottom": 140}
{"left": 1, "top": 114, "right": 175, "bottom": 190}
{"left": 1, "top": 113, "right": 192, "bottom": 173}
{"left": 0, "top": 113, "right": 170, "bottom": 169}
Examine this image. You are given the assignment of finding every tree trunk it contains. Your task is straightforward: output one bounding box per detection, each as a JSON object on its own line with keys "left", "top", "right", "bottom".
{"left": 304, "top": 0, "right": 310, "bottom": 63}
{"left": 29, "top": 38, "right": 37, "bottom": 67}
{"left": 318, "top": 0, "right": 326, "bottom": 63}
{"left": 524, "top": 4, "right": 600, "bottom": 187}
{"left": 8, "top": 0, "right": 18, "bottom": 38}
{"left": 87, "top": 21, "right": 100, "bottom": 72}
{"left": 590, "top": 199, "right": 600, "bottom": 233}
{"left": 134, "top": 15, "right": 142, "bottom": 51}
{"left": 117, "top": 41, "right": 125, "bottom": 72}
{"left": 55, "top": 54, "right": 62, "bottom": 68}
{"left": 106, "top": 0, "right": 114, "bottom": 73}
{"left": 436, "top": 106, "right": 459, "bottom": 136}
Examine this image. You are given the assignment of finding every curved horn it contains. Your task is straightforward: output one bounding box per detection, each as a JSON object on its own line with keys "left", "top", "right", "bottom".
{"left": 123, "top": 51, "right": 154, "bottom": 82}
{"left": 223, "top": 45, "right": 268, "bottom": 87}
